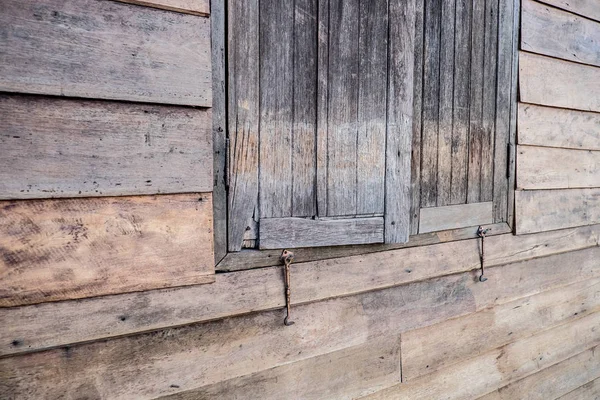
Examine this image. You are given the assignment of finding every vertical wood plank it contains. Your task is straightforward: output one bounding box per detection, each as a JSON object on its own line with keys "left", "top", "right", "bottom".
{"left": 386, "top": 0, "right": 416, "bottom": 243}
{"left": 327, "top": 0, "right": 359, "bottom": 216}
{"left": 292, "top": 0, "right": 318, "bottom": 217}
{"left": 420, "top": 0, "right": 442, "bottom": 208}
{"left": 507, "top": 0, "right": 520, "bottom": 227}
{"left": 357, "top": 0, "right": 389, "bottom": 215}
{"left": 450, "top": 0, "right": 472, "bottom": 204}
{"left": 227, "top": 0, "right": 260, "bottom": 251}
{"left": 259, "top": 0, "right": 294, "bottom": 218}
{"left": 316, "top": 0, "right": 329, "bottom": 217}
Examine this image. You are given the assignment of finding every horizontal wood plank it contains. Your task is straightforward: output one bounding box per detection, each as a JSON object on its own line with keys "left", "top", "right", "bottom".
{"left": 518, "top": 103, "right": 600, "bottom": 151}
{"left": 537, "top": 0, "right": 600, "bottom": 22}
{"left": 478, "top": 346, "right": 600, "bottom": 400}
{"left": 2, "top": 250, "right": 599, "bottom": 399}
{"left": 519, "top": 52, "right": 600, "bottom": 112}
{"left": 418, "top": 202, "right": 493, "bottom": 233}
{"left": 522, "top": 0, "right": 600, "bottom": 67}
{"left": 0, "top": 95, "right": 212, "bottom": 199}
{"left": 557, "top": 377, "right": 600, "bottom": 400}
{"left": 517, "top": 145, "right": 600, "bottom": 189}
{"left": 2, "top": 227, "right": 599, "bottom": 356}
{"left": 0, "top": 194, "right": 215, "bottom": 307}
{"left": 114, "top": 0, "right": 210, "bottom": 15}
{"left": 0, "top": 0, "right": 211, "bottom": 106}
{"left": 515, "top": 189, "right": 600, "bottom": 234}
{"left": 259, "top": 217, "right": 384, "bottom": 249}
{"left": 362, "top": 313, "right": 600, "bottom": 400}
{"left": 401, "top": 278, "right": 600, "bottom": 381}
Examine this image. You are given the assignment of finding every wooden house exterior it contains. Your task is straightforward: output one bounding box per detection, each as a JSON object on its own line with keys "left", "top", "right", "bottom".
{"left": 0, "top": 0, "right": 599, "bottom": 398}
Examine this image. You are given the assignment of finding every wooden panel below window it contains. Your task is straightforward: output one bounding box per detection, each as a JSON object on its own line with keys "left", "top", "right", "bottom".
{"left": 0, "top": 193, "right": 214, "bottom": 307}
{"left": 536, "top": 0, "right": 600, "bottom": 22}
{"left": 419, "top": 202, "right": 493, "bottom": 234}
{"left": 114, "top": 0, "right": 210, "bottom": 15}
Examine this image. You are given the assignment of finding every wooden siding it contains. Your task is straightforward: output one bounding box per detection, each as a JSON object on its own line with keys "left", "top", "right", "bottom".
{"left": 419, "top": 202, "right": 493, "bottom": 233}
{"left": 114, "top": 0, "right": 210, "bottom": 15}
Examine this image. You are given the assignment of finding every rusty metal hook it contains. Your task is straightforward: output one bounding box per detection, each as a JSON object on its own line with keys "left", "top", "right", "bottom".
{"left": 477, "top": 226, "right": 490, "bottom": 282}
{"left": 281, "top": 249, "right": 295, "bottom": 326}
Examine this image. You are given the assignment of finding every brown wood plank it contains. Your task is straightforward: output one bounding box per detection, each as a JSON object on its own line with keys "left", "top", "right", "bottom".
{"left": 402, "top": 278, "right": 600, "bottom": 381}
{"left": 519, "top": 52, "right": 600, "bottom": 113}
{"left": 363, "top": 313, "right": 600, "bottom": 400}
{"left": 0, "top": 0, "right": 211, "bottom": 107}
{"left": 114, "top": 0, "right": 210, "bottom": 15}
{"left": 386, "top": 0, "right": 416, "bottom": 243}
{"left": 557, "top": 377, "right": 600, "bottom": 400}
{"left": 479, "top": 346, "right": 600, "bottom": 400}
{"left": 537, "top": 0, "right": 600, "bottom": 24}
{"left": 227, "top": 0, "right": 259, "bottom": 251}
{"left": 159, "top": 337, "right": 400, "bottom": 400}
{"left": 2, "top": 232, "right": 598, "bottom": 357}
{"left": 518, "top": 103, "right": 600, "bottom": 151}
{"left": 419, "top": 202, "right": 493, "bottom": 233}
{"left": 522, "top": 0, "right": 600, "bottom": 67}
{"left": 0, "top": 95, "right": 212, "bottom": 200}
{"left": 0, "top": 194, "right": 214, "bottom": 307}
{"left": 259, "top": 217, "right": 384, "bottom": 249}
{"left": 515, "top": 188, "right": 600, "bottom": 234}
{"left": 517, "top": 145, "right": 600, "bottom": 189}
{"left": 3, "top": 251, "right": 599, "bottom": 399}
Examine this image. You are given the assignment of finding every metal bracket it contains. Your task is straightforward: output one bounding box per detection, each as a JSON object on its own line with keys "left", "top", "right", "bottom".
{"left": 281, "top": 249, "right": 295, "bottom": 326}
{"left": 477, "top": 226, "right": 490, "bottom": 282}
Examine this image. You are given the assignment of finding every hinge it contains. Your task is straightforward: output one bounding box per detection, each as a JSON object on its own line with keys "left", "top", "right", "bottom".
{"left": 225, "top": 137, "right": 230, "bottom": 189}
{"left": 506, "top": 142, "right": 512, "bottom": 179}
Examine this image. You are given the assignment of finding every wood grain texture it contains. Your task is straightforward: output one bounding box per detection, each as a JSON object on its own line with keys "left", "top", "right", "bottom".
{"left": 402, "top": 278, "right": 600, "bottom": 381}
{"left": 419, "top": 202, "right": 493, "bottom": 233}
{"left": 0, "top": 193, "right": 215, "bottom": 307}
{"left": 0, "top": 95, "right": 212, "bottom": 200}
{"left": 259, "top": 217, "right": 384, "bottom": 249}
{"left": 160, "top": 337, "right": 400, "bottom": 400}
{"left": 363, "top": 312, "right": 600, "bottom": 400}
{"left": 0, "top": 0, "right": 211, "bottom": 106}
{"left": 557, "top": 377, "right": 600, "bottom": 400}
{"left": 537, "top": 0, "right": 600, "bottom": 23}
{"left": 517, "top": 145, "right": 600, "bottom": 189}
{"left": 506, "top": 0, "right": 520, "bottom": 228}
{"left": 316, "top": 0, "right": 329, "bottom": 217}
{"left": 478, "top": 346, "right": 600, "bottom": 400}
{"left": 519, "top": 52, "right": 600, "bottom": 112}
{"left": 522, "top": 0, "right": 600, "bottom": 67}
{"left": 2, "top": 231, "right": 599, "bottom": 357}
{"left": 4, "top": 251, "right": 600, "bottom": 399}
{"left": 518, "top": 103, "right": 600, "bottom": 151}
{"left": 114, "top": 0, "right": 210, "bottom": 15}
{"left": 516, "top": 188, "right": 600, "bottom": 234}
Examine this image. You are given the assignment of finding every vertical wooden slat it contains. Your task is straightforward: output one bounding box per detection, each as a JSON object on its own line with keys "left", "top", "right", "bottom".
{"left": 450, "top": 0, "right": 472, "bottom": 205}
{"left": 259, "top": 0, "right": 294, "bottom": 219}
{"left": 316, "top": 0, "right": 329, "bottom": 217}
{"left": 386, "top": 0, "right": 416, "bottom": 243}
{"left": 292, "top": 0, "right": 318, "bottom": 217}
{"left": 227, "top": 0, "right": 260, "bottom": 251}
{"left": 357, "top": 0, "right": 389, "bottom": 215}
{"left": 327, "top": 0, "right": 360, "bottom": 216}
{"left": 506, "top": 0, "right": 519, "bottom": 227}
{"left": 420, "top": 0, "right": 442, "bottom": 208}
{"left": 437, "top": 0, "right": 457, "bottom": 206}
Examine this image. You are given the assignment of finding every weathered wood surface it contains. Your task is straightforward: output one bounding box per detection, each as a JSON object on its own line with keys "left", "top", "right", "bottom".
{"left": 517, "top": 145, "right": 600, "bottom": 189}
{"left": 419, "top": 202, "right": 493, "bottom": 233}
{"left": 3, "top": 252, "right": 600, "bottom": 399}
{"left": 161, "top": 337, "right": 400, "bottom": 400}
{"left": 516, "top": 189, "right": 600, "bottom": 234}
{"left": 316, "top": 0, "right": 329, "bottom": 218}
{"left": 518, "top": 104, "right": 600, "bottom": 151}
{"left": 2, "top": 240, "right": 599, "bottom": 357}
{"left": 410, "top": 0, "right": 424, "bottom": 234}
{"left": 114, "top": 0, "right": 210, "bottom": 15}
{"left": 557, "top": 377, "right": 600, "bottom": 400}
{"left": 0, "top": 95, "right": 212, "bottom": 200}
{"left": 519, "top": 52, "right": 600, "bottom": 112}
{"left": 537, "top": 0, "right": 600, "bottom": 23}
{"left": 507, "top": 0, "right": 520, "bottom": 228}
{"left": 522, "top": 0, "right": 600, "bottom": 67}
{"left": 362, "top": 312, "right": 600, "bottom": 400}
{"left": 478, "top": 346, "right": 600, "bottom": 400}
{"left": 401, "top": 278, "right": 600, "bottom": 381}
{"left": 0, "top": 0, "right": 211, "bottom": 107}
{"left": 259, "top": 217, "right": 384, "bottom": 249}
{"left": 0, "top": 194, "right": 215, "bottom": 307}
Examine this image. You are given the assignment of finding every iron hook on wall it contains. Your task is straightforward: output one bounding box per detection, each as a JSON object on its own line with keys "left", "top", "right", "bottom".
{"left": 477, "top": 226, "right": 490, "bottom": 282}
{"left": 281, "top": 249, "right": 295, "bottom": 326}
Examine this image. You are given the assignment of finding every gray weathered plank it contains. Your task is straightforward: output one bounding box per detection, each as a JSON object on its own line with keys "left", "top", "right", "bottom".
{"left": 114, "top": 0, "right": 210, "bottom": 15}
{"left": 518, "top": 103, "right": 600, "bottom": 151}
{"left": 517, "top": 145, "right": 600, "bottom": 189}
{"left": 419, "top": 202, "right": 493, "bottom": 233}
{"left": 516, "top": 188, "right": 600, "bottom": 234}
{"left": 507, "top": 0, "right": 520, "bottom": 228}
{"left": 227, "top": 0, "right": 260, "bottom": 251}
{"left": 519, "top": 52, "right": 600, "bottom": 113}
{"left": 537, "top": 0, "right": 600, "bottom": 24}
{"left": 557, "top": 377, "right": 600, "bottom": 400}
{"left": 259, "top": 217, "right": 384, "bottom": 249}
{"left": 0, "top": 194, "right": 215, "bottom": 307}
{"left": 386, "top": 0, "right": 416, "bottom": 242}
{"left": 316, "top": 0, "right": 329, "bottom": 217}
{"left": 0, "top": 0, "right": 211, "bottom": 107}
